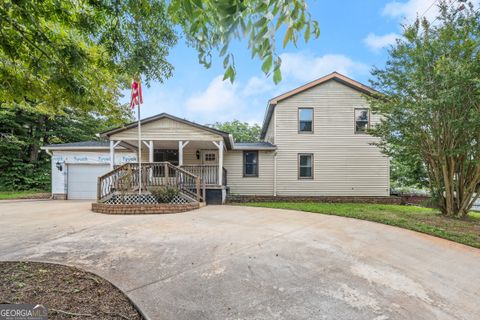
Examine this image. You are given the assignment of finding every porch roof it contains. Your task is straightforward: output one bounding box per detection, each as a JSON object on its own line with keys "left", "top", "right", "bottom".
{"left": 100, "top": 113, "right": 234, "bottom": 149}
{"left": 233, "top": 142, "right": 277, "bottom": 150}
{"left": 41, "top": 140, "right": 133, "bottom": 152}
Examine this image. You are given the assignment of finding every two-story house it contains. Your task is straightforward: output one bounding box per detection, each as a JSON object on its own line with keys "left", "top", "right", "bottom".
{"left": 42, "top": 72, "right": 389, "bottom": 203}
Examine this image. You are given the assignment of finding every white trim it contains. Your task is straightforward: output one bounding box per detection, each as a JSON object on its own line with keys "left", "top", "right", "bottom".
{"left": 273, "top": 107, "right": 276, "bottom": 144}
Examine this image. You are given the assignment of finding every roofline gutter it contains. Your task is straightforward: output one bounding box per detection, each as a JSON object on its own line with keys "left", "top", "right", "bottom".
{"left": 40, "top": 146, "right": 127, "bottom": 151}
{"left": 232, "top": 146, "right": 277, "bottom": 151}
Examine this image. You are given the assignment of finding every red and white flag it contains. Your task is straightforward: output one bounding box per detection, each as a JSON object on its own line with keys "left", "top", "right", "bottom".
{"left": 130, "top": 79, "right": 143, "bottom": 109}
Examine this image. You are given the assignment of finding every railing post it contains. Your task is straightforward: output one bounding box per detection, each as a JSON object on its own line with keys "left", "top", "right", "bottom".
{"left": 202, "top": 179, "right": 206, "bottom": 202}
{"left": 97, "top": 177, "right": 101, "bottom": 201}
{"left": 196, "top": 178, "right": 201, "bottom": 202}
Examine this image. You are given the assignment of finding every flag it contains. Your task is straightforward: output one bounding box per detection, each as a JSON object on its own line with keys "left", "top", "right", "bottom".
{"left": 130, "top": 79, "right": 143, "bottom": 109}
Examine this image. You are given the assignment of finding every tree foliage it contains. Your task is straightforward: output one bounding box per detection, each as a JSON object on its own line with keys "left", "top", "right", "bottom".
{"left": 0, "top": 0, "right": 176, "bottom": 115}
{"left": 0, "top": 0, "right": 318, "bottom": 116}
{"left": 211, "top": 120, "right": 261, "bottom": 142}
{"left": 170, "top": 0, "right": 319, "bottom": 83}
{"left": 0, "top": 104, "right": 130, "bottom": 190}
{"left": 369, "top": 1, "right": 480, "bottom": 217}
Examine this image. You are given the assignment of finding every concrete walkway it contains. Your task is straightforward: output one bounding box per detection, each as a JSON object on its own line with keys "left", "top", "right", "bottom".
{"left": 0, "top": 200, "right": 479, "bottom": 320}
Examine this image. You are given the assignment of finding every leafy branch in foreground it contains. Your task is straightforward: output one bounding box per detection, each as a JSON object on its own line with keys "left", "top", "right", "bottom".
{"left": 0, "top": 0, "right": 318, "bottom": 116}
{"left": 169, "top": 0, "right": 320, "bottom": 83}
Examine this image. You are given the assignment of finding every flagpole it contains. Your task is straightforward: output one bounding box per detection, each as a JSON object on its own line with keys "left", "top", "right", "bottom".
{"left": 138, "top": 98, "right": 142, "bottom": 195}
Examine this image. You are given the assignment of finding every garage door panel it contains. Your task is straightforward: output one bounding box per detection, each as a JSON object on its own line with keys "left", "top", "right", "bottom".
{"left": 68, "top": 164, "right": 110, "bottom": 200}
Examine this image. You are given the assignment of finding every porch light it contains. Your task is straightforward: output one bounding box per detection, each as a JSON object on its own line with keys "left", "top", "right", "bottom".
{"left": 196, "top": 150, "right": 200, "bottom": 160}
{"left": 56, "top": 161, "right": 63, "bottom": 172}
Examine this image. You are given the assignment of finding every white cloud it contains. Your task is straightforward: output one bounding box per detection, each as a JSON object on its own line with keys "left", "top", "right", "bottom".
{"left": 186, "top": 75, "right": 241, "bottom": 113}
{"left": 184, "top": 75, "right": 272, "bottom": 123}
{"left": 383, "top": 0, "right": 439, "bottom": 22}
{"left": 382, "top": 0, "right": 479, "bottom": 23}
{"left": 280, "top": 52, "right": 369, "bottom": 82}
{"left": 242, "top": 76, "right": 274, "bottom": 96}
{"left": 363, "top": 32, "right": 400, "bottom": 52}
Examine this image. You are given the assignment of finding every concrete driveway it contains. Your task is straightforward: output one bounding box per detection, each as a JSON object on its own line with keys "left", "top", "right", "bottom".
{"left": 0, "top": 200, "right": 479, "bottom": 320}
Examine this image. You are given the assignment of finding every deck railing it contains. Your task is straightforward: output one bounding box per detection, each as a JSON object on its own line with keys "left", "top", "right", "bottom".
{"left": 97, "top": 162, "right": 204, "bottom": 202}
{"left": 180, "top": 165, "right": 227, "bottom": 186}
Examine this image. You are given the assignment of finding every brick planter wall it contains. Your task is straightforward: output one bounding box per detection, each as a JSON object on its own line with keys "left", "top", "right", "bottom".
{"left": 91, "top": 202, "right": 200, "bottom": 215}
{"left": 227, "top": 195, "right": 403, "bottom": 205}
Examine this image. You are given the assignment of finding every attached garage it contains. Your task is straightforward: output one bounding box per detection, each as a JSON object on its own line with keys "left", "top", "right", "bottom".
{"left": 41, "top": 141, "right": 137, "bottom": 200}
{"left": 67, "top": 164, "right": 110, "bottom": 200}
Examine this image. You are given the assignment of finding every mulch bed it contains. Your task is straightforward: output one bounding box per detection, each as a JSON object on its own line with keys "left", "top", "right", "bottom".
{"left": 0, "top": 261, "right": 143, "bottom": 319}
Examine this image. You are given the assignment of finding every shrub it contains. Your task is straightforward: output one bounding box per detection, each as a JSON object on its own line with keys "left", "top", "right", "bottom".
{"left": 150, "top": 186, "right": 180, "bottom": 203}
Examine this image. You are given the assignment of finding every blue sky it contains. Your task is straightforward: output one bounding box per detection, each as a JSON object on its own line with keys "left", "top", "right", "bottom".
{"left": 136, "top": 0, "right": 473, "bottom": 125}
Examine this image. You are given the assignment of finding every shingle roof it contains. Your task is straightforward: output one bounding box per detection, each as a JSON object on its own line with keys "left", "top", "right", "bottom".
{"left": 42, "top": 141, "right": 109, "bottom": 149}
{"left": 233, "top": 142, "right": 277, "bottom": 150}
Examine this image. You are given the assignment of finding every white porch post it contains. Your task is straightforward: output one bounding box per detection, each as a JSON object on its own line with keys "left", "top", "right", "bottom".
{"left": 109, "top": 140, "right": 121, "bottom": 169}
{"left": 178, "top": 141, "right": 190, "bottom": 166}
{"left": 143, "top": 140, "right": 154, "bottom": 163}
{"left": 179, "top": 141, "right": 183, "bottom": 166}
{"left": 213, "top": 140, "right": 224, "bottom": 185}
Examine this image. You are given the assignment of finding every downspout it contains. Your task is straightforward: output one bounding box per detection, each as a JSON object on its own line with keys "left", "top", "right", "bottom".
{"left": 273, "top": 151, "right": 277, "bottom": 197}
{"left": 273, "top": 107, "right": 277, "bottom": 197}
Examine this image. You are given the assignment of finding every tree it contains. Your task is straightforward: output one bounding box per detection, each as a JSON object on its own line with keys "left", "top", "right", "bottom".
{"left": 0, "top": 0, "right": 318, "bottom": 116}
{"left": 368, "top": 1, "right": 480, "bottom": 217}
{"left": 211, "top": 120, "right": 261, "bottom": 142}
{"left": 0, "top": 0, "right": 176, "bottom": 115}
{"left": 0, "top": 104, "right": 130, "bottom": 190}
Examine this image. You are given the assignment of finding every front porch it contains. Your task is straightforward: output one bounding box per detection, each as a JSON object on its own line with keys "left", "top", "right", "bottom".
{"left": 98, "top": 113, "right": 233, "bottom": 205}
{"left": 109, "top": 139, "right": 227, "bottom": 187}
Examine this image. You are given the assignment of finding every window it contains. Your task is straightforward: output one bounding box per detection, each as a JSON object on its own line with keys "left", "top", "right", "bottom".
{"left": 298, "top": 154, "right": 313, "bottom": 179}
{"left": 355, "top": 108, "right": 370, "bottom": 133}
{"left": 298, "top": 108, "right": 313, "bottom": 133}
{"left": 243, "top": 151, "right": 258, "bottom": 177}
{"left": 204, "top": 153, "right": 216, "bottom": 162}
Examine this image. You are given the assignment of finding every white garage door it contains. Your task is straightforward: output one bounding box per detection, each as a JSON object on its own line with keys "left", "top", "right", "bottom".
{"left": 67, "top": 164, "right": 110, "bottom": 200}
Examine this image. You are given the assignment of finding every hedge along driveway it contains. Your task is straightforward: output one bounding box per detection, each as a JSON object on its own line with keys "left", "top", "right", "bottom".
{"left": 239, "top": 202, "right": 480, "bottom": 248}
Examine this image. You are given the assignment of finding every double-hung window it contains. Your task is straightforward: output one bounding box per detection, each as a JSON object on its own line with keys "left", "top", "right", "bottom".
{"left": 298, "top": 108, "right": 313, "bottom": 133}
{"left": 298, "top": 154, "right": 313, "bottom": 179}
{"left": 354, "top": 108, "right": 370, "bottom": 133}
{"left": 243, "top": 151, "right": 258, "bottom": 177}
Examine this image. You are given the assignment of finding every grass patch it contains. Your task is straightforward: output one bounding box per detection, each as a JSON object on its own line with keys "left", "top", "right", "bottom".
{"left": 239, "top": 202, "right": 480, "bottom": 248}
{"left": 0, "top": 190, "right": 49, "bottom": 200}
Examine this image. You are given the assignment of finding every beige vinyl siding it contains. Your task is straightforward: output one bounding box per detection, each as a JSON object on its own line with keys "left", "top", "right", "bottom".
{"left": 224, "top": 150, "right": 274, "bottom": 195}
{"left": 110, "top": 117, "right": 223, "bottom": 141}
{"left": 183, "top": 149, "right": 201, "bottom": 165}
{"left": 273, "top": 79, "right": 389, "bottom": 196}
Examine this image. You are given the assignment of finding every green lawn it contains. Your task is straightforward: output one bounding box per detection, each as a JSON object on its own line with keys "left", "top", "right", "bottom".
{"left": 0, "top": 190, "right": 49, "bottom": 200}
{"left": 239, "top": 202, "right": 480, "bottom": 248}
